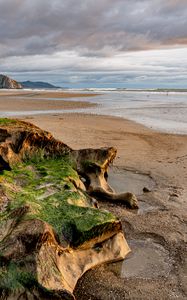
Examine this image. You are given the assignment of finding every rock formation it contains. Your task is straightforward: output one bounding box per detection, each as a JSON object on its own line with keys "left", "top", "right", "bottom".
{"left": 0, "top": 74, "right": 22, "bottom": 89}
{"left": 74, "top": 148, "right": 138, "bottom": 208}
{"left": 0, "top": 118, "right": 138, "bottom": 299}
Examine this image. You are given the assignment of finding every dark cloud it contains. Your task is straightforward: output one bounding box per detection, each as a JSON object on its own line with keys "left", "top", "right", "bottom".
{"left": 0, "top": 0, "right": 187, "bottom": 57}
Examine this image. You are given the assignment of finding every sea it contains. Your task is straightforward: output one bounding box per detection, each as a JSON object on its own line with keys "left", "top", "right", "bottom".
{"left": 1, "top": 88, "right": 187, "bottom": 134}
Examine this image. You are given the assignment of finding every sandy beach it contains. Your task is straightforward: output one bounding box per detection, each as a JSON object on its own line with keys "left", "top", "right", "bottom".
{"left": 0, "top": 90, "right": 98, "bottom": 98}
{"left": 0, "top": 90, "right": 97, "bottom": 112}
{"left": 15, "top": 112, "right": 187, "bottom": 300}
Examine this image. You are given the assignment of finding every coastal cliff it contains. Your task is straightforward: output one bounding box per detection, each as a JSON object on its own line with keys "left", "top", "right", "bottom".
{"left": 0, "top": 74, "right": 22, "bottom": 89}
{"left": 0, "top": 118, "right": 137, "bottom": 299}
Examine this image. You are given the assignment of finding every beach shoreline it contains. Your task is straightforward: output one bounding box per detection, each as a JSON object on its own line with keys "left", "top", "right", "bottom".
{"left": 1, "top": 89, "right": 187, "bottom": 135}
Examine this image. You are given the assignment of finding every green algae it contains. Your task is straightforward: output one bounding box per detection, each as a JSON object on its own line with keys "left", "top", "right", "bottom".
{"left": 0, "top": 261, "right": 37, "bottom": 291}
{"left": 0, "top": 155, "right": 117, "bottom": 247}
{"left": 0, "top": 119, "right": 121, "bottom": 298}
{"left": 0, "top": 260, "right": 66, "bottom": 298}
{"left": 0, "top": 118, "right": 17, "bottom": 126}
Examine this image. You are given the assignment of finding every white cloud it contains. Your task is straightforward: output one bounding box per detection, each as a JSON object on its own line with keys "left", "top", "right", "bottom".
{"left": 0, "top": 0, "right": 187, "bottom": 87}
{"left": 1, "top": 47, "right": 186, "bottom": 87}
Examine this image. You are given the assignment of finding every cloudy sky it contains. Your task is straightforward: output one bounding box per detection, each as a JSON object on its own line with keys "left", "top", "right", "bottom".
{"left": 0, "top": 0, "right": 187, "bottom": 88}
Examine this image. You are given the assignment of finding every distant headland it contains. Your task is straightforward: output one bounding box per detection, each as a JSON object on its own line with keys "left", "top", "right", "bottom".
{"left": 20, "top": 80, "right": 60, "bottom": 89}
{"left": 0, "top": 74, "right": 60, "bottom": 89}
{"left": 0, "top": 74, "right": 22, "bottom": 89}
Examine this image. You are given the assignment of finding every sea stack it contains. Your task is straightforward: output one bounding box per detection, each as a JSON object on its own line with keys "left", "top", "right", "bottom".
{"left": 0, "top": 74, "right": 22, "bottom": 89}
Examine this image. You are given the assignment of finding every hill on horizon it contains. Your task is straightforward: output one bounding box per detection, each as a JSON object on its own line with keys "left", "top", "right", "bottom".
{"left": 20, "top": 80, "right": 61, "bottom": 89}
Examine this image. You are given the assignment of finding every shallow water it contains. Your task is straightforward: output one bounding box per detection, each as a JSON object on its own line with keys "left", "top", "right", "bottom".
{"left": 108, "top": 167, "right": 159, "bottom": 214}
{"left": 136, "top": 201, "right": 159, "bottom": 215}
{"left": 1, "top": 90, "right": 187, "bottom": 134}
{"left": 86, "top": 90, "right": 187, "bottom": 134}
{"left": 108, "top": 167, "right": 155, "bottom": 196}
{"left": 121, "top": 239, "right": 172, "bottom": 279}
{"left": 108, "top": 238, "right": 172, "bottom": 279}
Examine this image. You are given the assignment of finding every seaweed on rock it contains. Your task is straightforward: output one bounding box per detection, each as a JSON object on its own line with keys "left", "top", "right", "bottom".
{"left": 0, "top": 118, "right": 135, "bottom": 299}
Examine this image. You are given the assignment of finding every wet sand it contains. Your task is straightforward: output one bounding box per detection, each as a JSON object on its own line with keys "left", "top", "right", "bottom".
{"left": 0, "top": 90, "right": 98, "bottom": 98}
{"left": 0, "top": 90, "right": 97, "bottom": 111}
{"left": 17, "top": 113, "right": 187, "bottom": 299}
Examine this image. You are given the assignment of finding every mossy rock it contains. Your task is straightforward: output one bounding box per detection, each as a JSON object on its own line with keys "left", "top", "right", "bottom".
{"left": 1, "top": 156, "right": 119, "bottom": 247}
{"left": 0, "top": 118, "right": 17, "bottom": 126}
{"left": 0, "top": 119, "right": 128, "bottom": 299}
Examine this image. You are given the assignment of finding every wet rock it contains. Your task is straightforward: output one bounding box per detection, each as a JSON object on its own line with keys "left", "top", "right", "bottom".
{"left": 143, "top": 187, "right": 151, "bottom": 193}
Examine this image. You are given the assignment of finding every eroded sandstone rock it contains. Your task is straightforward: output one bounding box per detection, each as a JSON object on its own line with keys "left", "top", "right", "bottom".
{"left": 73, "top": 148, "right": 138, "bottom": 208}
{"left": 0, "top": 118, "right": 135, "bottom": 299}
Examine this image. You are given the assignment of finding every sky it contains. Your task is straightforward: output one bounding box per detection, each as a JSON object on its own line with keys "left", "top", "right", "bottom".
{"left": 0, "top": 0, "right": 187, "bottom": 88}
